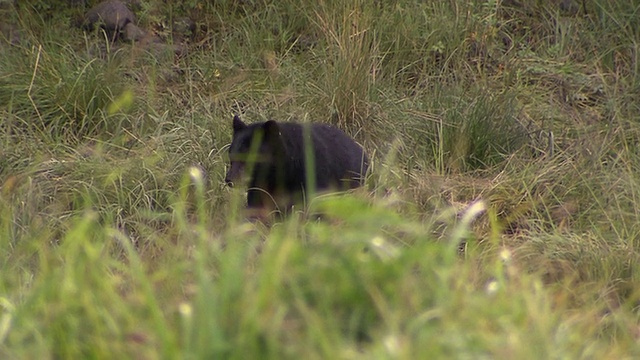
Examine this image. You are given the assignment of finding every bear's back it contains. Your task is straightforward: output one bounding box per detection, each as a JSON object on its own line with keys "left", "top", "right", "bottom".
{"left": 276, "top": 122, "right": 368, "bottom": 190}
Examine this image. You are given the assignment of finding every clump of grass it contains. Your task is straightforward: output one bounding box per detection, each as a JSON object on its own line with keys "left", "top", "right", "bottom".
{"left": 305, "top": 0, "right": 380, "bottom": 133}
{"left": 4, "top": 185, "right": 638, "bottom": 358}
{"left": 432, "top": 86, "right": 527, "bottom": 173}
{"left": 0, "top": 39, "right": 130, "bottom": 142}
{"left": 378, "top": 83, "right": 528, "bottom": 176}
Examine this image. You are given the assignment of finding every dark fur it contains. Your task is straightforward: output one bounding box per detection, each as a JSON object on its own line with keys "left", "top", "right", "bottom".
{"left": 225, "top": 115, "right": 368, "bottom": 214}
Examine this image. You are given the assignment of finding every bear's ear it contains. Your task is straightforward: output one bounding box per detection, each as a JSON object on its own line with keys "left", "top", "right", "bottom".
{"left": 233, "top": 115, "right": 247, "bottom": 133}
{"left": 263, "top": 120, "right": 280, "bottom": 138}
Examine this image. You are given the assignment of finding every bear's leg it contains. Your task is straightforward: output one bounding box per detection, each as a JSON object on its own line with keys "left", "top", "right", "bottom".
{"left": 246, "top": 188, "right": 282, "bottom": 223}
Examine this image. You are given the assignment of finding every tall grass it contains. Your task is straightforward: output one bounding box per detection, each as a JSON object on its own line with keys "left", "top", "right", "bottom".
{"left": 1, "top": 0, "right": 640, "bottom": 357}
{"left": 4, "top": 182, "right": 637, "bottom": 358}
{"left": 0, "top": 39, "right": 132, "bottom": 142}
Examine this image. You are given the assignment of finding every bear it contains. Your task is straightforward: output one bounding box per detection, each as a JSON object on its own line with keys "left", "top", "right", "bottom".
{"left": 225, "top": 115, "right": 368, "bottom": 218}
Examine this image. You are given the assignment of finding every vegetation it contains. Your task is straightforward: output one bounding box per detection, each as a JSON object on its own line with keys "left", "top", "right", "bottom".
{"left": 1, "top": 0, "right": 640, "bottom": 357}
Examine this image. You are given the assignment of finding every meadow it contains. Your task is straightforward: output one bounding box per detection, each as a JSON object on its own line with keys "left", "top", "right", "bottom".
{"left": 1, "top": 0, "right": 640, "bottom": 358}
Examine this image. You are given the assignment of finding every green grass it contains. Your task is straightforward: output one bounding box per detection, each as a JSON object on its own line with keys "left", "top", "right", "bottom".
{"left": 1, "top": 0, "right": 640, "bottom": 358}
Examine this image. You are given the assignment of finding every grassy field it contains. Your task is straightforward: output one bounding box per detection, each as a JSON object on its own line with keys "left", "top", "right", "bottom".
{"left": 1, "top": 0, "right": 640, "bottom": 358}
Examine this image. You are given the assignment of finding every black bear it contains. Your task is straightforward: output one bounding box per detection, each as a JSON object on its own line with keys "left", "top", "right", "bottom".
{"left": 225, "top": 115, "right": 368, "bottom": 217}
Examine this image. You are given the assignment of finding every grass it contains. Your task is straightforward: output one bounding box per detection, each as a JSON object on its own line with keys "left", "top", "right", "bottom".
{"left": 1, "top": 0, "right": 640, "bottom": 358}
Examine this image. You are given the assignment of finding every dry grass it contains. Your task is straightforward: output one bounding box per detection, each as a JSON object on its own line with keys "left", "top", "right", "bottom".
{"left": 1, "top": 0, "right": 640, "bottom": 357}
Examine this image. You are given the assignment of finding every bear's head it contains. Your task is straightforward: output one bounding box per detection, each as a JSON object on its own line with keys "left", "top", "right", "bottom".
{"left": 225, "top": 115, "right": 285, "bottom": 187}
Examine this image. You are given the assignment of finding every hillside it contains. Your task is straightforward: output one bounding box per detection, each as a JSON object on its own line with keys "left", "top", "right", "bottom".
{"left": 1, "top": 0, "right": 639, "bottom": 358}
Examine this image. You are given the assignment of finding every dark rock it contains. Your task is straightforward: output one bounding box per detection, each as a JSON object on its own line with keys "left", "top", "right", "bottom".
{"left": 559, "top": 0, "right": 580, "bottom": 16}
{"left": 159, "top": 66, "right": 185, "bottom": 84}
{"left": 172, "top": 17, "right": 196, "bottom": 40}
{"left": 85, "top": 41, "right": 120, "bottom": 60}
{"left": 83, "top": 0, "right": 136, "bottom": 40}
{"left": 0, "top": 22, "right": 22, "bottom": 46}
{"left": 0, "top": 0, "right": 15, "bottom": 10}
{"left": 142, "top": 42, "right": 183, "bottom": 60}
{"left": 123, "top": 22, "right": 147, "bottom": 42}
{"left": 290, "top": 34, "right": 317, "bottom": 53}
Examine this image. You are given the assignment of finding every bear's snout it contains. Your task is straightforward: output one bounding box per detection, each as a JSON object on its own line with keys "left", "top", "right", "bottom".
{"left": 224, "top": 171, "right": 235, "bottom": 187}
{"left": 225, "top": 162, "right": 245, "bottom": 187}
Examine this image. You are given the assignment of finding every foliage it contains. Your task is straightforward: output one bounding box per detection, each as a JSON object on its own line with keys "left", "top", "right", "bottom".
{"left": 1, "top": 0, "right": 640, "bottom": 357}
